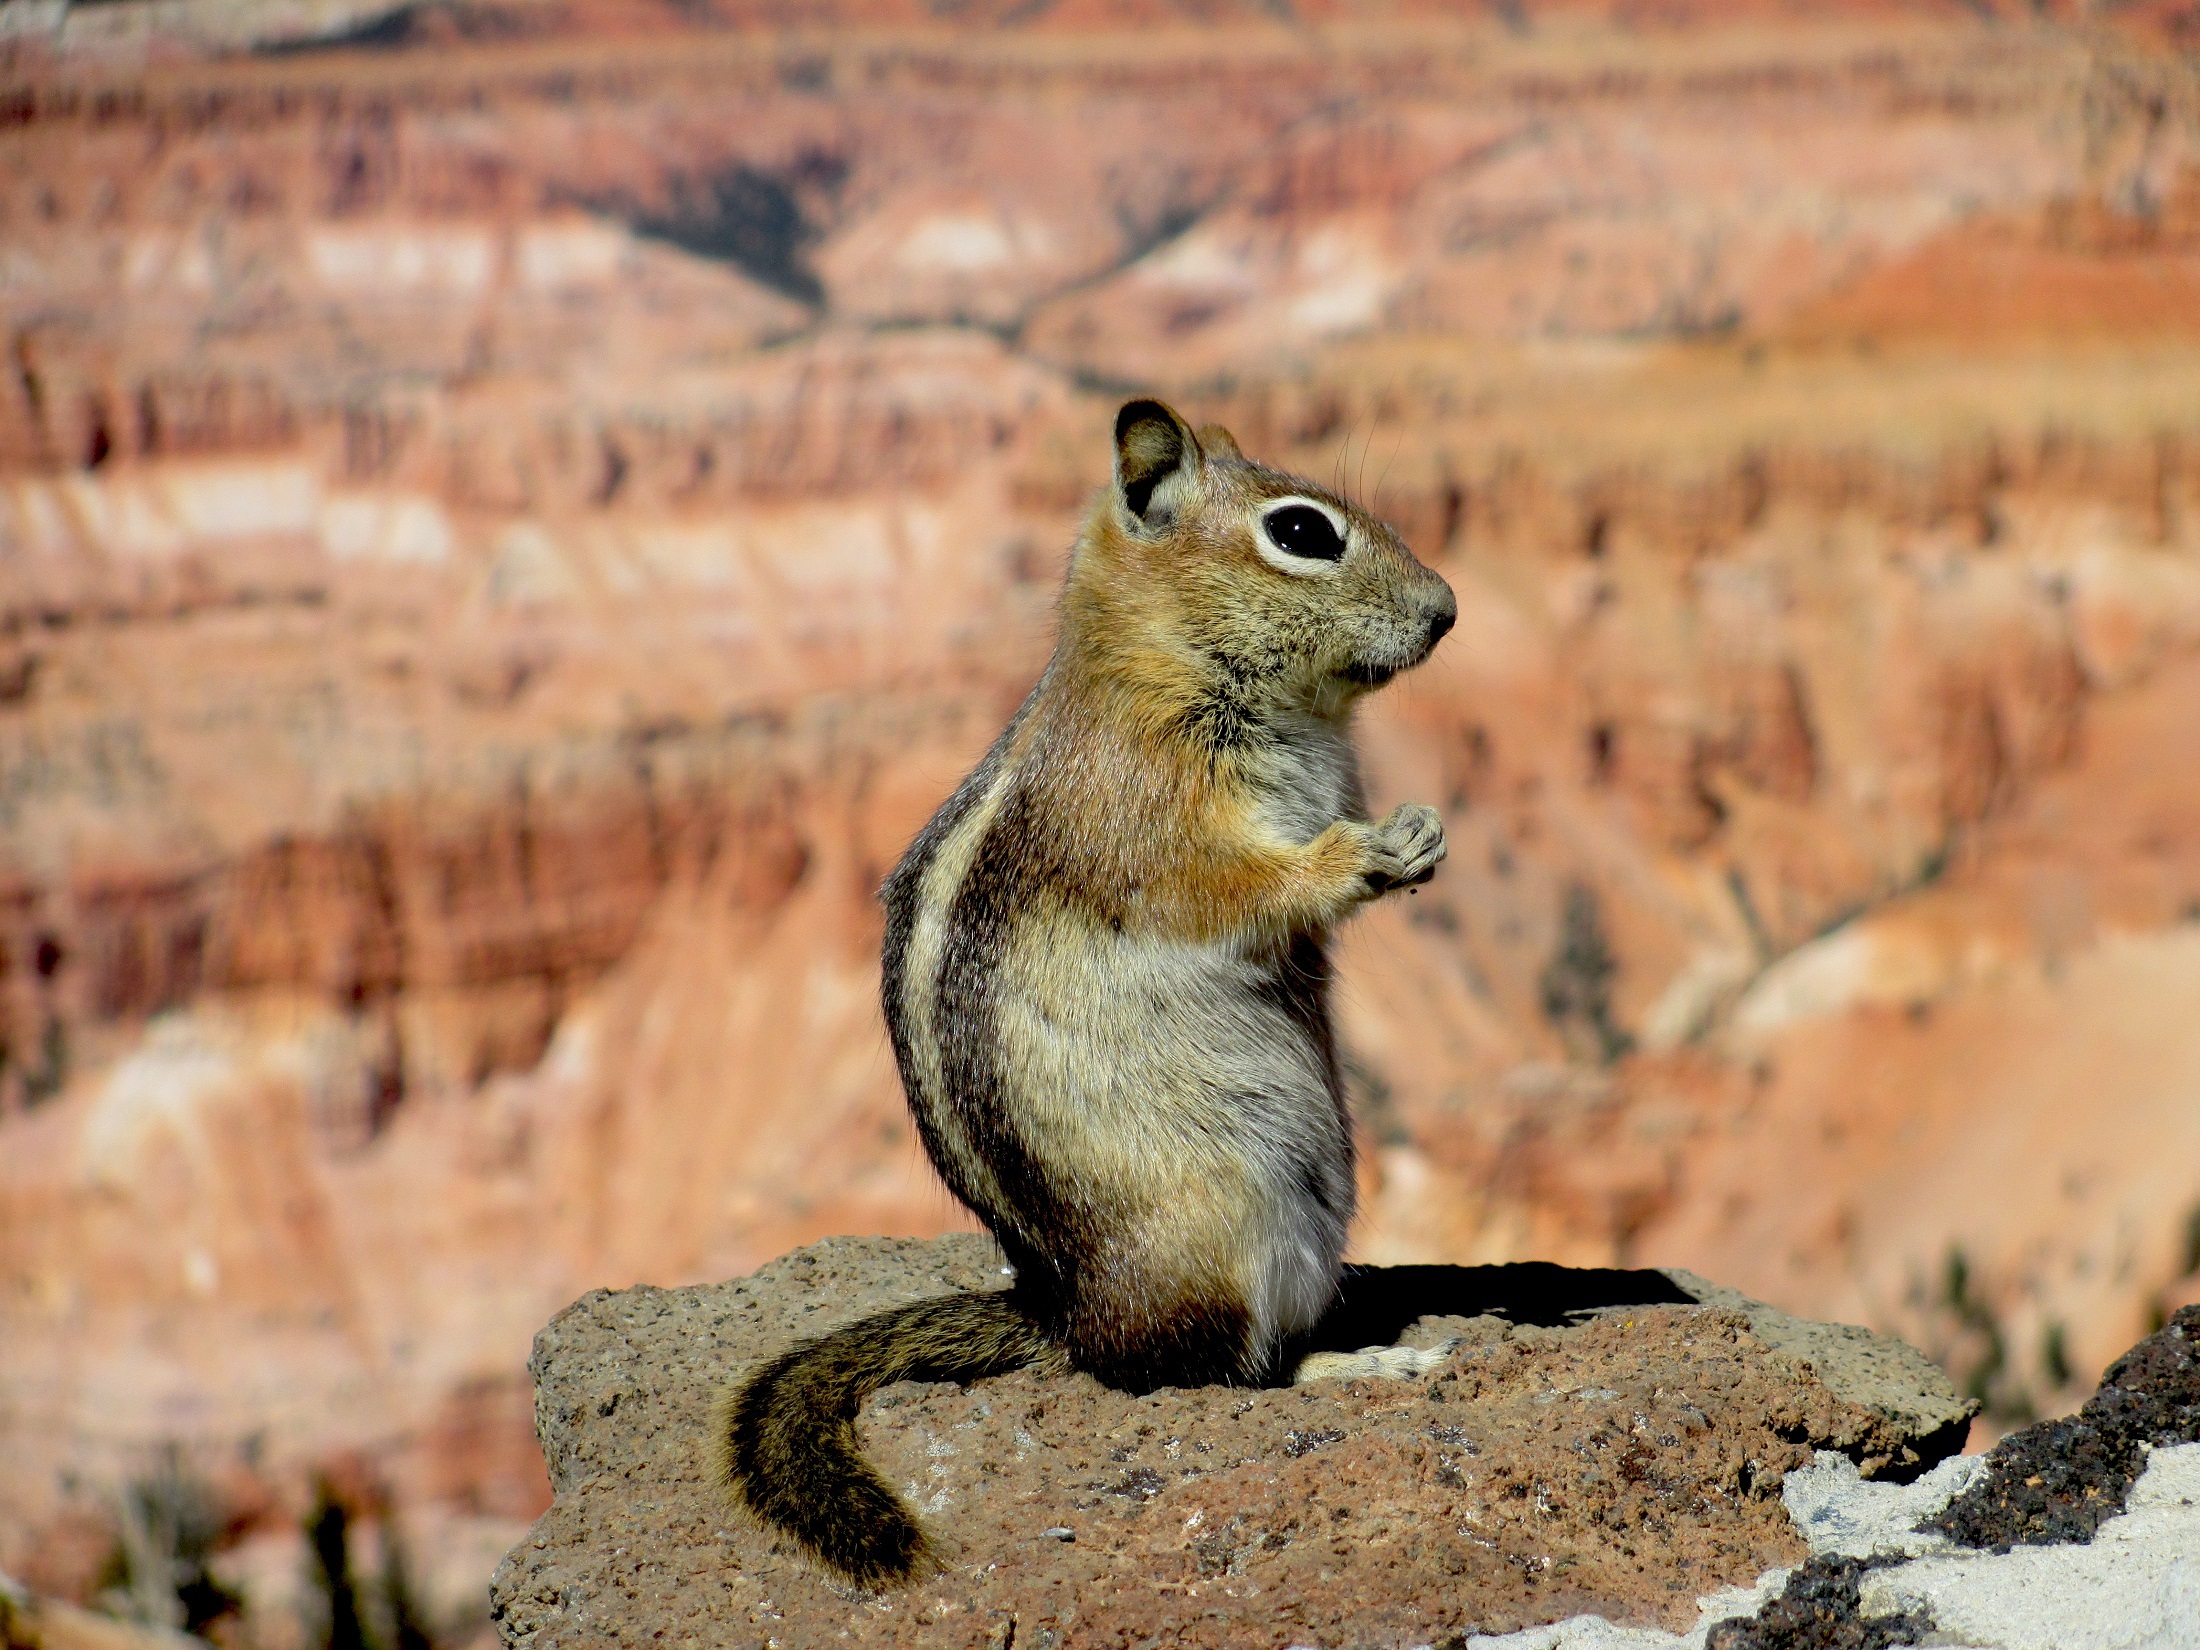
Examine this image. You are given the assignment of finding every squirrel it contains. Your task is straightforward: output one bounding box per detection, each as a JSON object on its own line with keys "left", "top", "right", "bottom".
{"left": 718, "top": 398, "right": 1457, "bottom": 1587}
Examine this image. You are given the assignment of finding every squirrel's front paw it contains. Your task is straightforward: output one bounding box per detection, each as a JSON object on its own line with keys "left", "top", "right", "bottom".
{"left": 1364, "top": 803, "right": 1446, "bottom": 893}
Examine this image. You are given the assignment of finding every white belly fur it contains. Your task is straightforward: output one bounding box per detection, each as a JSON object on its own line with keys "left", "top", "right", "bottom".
{"left": 992, "top": 911, "right": 1352, "bottom": 1355}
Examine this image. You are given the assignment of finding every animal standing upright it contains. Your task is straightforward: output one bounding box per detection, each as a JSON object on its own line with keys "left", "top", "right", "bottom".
{"left": 721, "top": 398, "right": 1458, "bottom": 1584}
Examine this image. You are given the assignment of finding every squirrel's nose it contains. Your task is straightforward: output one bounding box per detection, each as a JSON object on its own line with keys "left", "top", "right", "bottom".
{"left": 1424, "top": 590, "right": 1457, "bottom": 652}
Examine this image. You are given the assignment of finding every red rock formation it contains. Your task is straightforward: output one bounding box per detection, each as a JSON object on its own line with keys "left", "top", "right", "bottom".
{"left": 4, "top": 2, "right": 2200, "bottom": 1639}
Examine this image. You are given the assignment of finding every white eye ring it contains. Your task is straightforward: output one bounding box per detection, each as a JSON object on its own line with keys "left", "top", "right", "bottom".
{"left": 1254, "top": 495, "right": 1350, "bottom": 578}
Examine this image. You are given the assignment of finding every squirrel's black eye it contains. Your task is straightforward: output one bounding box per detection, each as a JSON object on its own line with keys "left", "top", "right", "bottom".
{"left": 1261, "top": 504, "right": 1346, "bottom": 563}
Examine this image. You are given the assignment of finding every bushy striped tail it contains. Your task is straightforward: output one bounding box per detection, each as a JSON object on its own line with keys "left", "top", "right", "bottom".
{"left": 717, "top": 1289, "right": 1063, "bottom": 1586}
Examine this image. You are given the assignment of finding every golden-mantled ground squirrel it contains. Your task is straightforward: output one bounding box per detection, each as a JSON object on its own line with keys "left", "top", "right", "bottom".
{"left": 720, "top": 398, "right": 1457, "bottom": 1585}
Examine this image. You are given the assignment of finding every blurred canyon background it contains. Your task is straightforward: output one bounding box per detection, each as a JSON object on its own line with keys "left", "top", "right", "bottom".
{"left": 4, "top": 0, "right": 2200, "bottom": 1642}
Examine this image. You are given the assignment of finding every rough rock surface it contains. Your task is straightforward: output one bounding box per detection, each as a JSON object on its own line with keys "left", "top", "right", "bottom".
{"left": 1469, "top": 1305, "right": 2200, "bottom": 1648}
{"left": 489, "top": 1235, "right": 1969, "bottom": 1648}
{"left": 1661, "top": 1275, "right": 1973, "bottom": 1481}
{"left": 1465, "top": 1447, "right": 2200, "bottom": 1648}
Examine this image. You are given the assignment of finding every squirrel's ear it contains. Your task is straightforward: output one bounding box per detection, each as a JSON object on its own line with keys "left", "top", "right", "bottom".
{"left": 1194, "top": 422, "right": 1242, "bottom": 461}
{"left": 1114, "top": 399, "right": 1201, "bottom": 528}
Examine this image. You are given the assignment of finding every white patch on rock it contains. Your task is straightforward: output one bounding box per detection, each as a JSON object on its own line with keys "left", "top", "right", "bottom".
{"left": 182, "top": 1246, "right": 220, "bottom": 1298}
{"left": 322, "top": 492, "right": 454, "bottom": 565}
{"left": 517, "top": 220, "right": 631, "bottom": 290}
{"left": 1779, "top": 1448, "right": 1988, "bottom": 1558}
{"left": 160, "top": 461, "right": 322, "bottom": 542}
{"left": 75, "top": 1014, "right": 242, "bottom": 1186}
{"left": 897, "top": 213, "right": 1032, "bottom": 273}
{"left": 307, "top": 224, "right": 495, "bottom": 293}
{"left": 484, "top": 523, "right": 581, "bottom": 606}
{"left": 1638, "top": 945, "right": 1757, "bottom": 1051}
{"left": 1728, "top": 922, "right": 1955, "bottom": 1038}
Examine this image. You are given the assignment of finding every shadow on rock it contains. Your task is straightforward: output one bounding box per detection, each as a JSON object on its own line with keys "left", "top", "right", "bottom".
{"left": 1311, "top": 1261, "right": 1697, "bottom": 1349}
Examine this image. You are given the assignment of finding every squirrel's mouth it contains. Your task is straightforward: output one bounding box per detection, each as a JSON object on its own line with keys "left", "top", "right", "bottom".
{"left": 1340, "top": 614, "right": 1448, "bottom": 687}
{"left": 1339, "top": 659, "right": 1400, "bottom": 687}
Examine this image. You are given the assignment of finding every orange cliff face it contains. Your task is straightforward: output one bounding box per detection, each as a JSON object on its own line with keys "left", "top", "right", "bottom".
{"left": 4, "top": 0, "right": 2200, "bottom": 1634}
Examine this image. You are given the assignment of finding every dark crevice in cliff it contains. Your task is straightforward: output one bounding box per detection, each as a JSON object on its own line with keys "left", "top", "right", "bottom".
{"left": 593, "top": 154, "right": 848, "bottom": 308}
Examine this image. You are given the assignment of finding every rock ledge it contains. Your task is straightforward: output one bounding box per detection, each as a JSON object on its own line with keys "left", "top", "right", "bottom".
{"left": 491, "top": 1236, "right": 1971, "bottom": 1649}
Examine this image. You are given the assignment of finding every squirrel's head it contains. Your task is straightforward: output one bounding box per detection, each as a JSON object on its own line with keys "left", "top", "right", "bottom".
{"left": 1065, "top": 399, "right": 1456, "bottom": 719}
